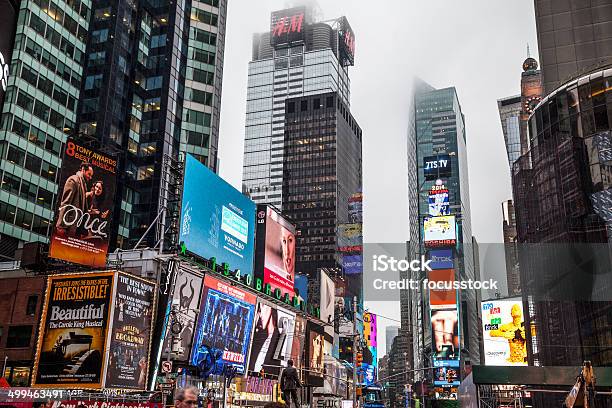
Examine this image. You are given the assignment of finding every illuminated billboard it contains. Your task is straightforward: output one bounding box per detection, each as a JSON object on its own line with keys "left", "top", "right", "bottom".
{"left": 424, "top": 215, "right": 457, "bottom": 247}
{"left": 33, "top": 272, "right": 115, "bottom": 388}
{"left": 428, "top": 249, "right": 453, "bottom": 269}
{"left": 433, "top": 360, "right": 460, "bottom": 386}
{"left": 180, "top": 154, "right": 256, "bottom": 283}
{"left": 428, "top": 183, "right": 450, "bottom": 216}
{"left": 247, "top": 300, "right": 296, "bottom": 376}
{"left": 270, "top": 7, "right": 306, "bottom": 47}
{"left": 191, "top": 275, "right": 257, "bottom": 375}
{"left": 254, "top": 205, "right": 296, "bottom": 297}
{"left": 428, "top": 269, "right": 457, "bottom": 309}
{"left": 49, "top": 139, "right": 118, "bottom": 267}
{"left": 481, "top": 298, "right": 527, "bottom": 366}
{"left": 363, "top": 312, "right": 377, "bottom": 385}
{"left": 320, "top": 270, "right": 335, "bottom": 337}
{"left": 423, "top": 154, "right": 451, "bottom": 180}
{"left": 338, "top": 16, "right": 355, "bottom": 66}
{"left": 0, "top": 0, "right": 17, "bottom": 107}
{"left": 305, "top": 321, "right": 325, "bottom": 386}
{"left": 431, "top": 308, "right": 459, "bottom": 361}
{"left": 342, "top": 254, "right": 362, "bottom": 275}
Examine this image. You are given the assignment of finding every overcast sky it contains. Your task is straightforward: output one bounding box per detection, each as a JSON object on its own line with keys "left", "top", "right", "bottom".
{"left": 217, "top": 0, "right": 539, "bottom": 356}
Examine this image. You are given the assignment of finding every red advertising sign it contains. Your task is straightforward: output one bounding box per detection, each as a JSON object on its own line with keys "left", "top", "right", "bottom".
{"left": 270, "top": 7, "right": 307, "bottom": 47}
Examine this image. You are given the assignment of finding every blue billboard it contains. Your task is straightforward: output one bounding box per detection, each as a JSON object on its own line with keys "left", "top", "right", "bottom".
{"left": 428, "top": 249, "right": 453, "bottom": 269}
{"left": 342, "top": 254, "right": 363, "bottom": 275}
{"left": 294, "top": 273, "right": 308, "bottom": 303}
{"left": 180, "top": 155, "right": 256, "bottom": 280}
{"left": 433, "top": 360, "right": 460, "bottom": 386}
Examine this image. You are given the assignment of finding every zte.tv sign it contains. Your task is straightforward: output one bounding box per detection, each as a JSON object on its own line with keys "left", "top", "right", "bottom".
{"left": 270, "top": 7, "right": 307, "bottom": 47}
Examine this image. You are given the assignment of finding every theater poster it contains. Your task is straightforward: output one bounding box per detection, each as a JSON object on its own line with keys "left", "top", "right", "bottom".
{"left": 104, "top": 272, "right": 156, "bottom": 389}
{"left": 32, "top": 272, "right": 115, "bottom": 388}
{"left": 49, "top": 139, "right": 118, "bottom": 267}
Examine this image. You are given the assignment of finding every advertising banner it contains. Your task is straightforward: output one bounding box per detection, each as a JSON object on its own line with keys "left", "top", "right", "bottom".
{"left": 294, "top": 273, "right": 308, "bottom": 304}
{"left": 248, "top": 300, "right": 295, "bottom": 376}
{"left": 320, "top": 270, "right": 335, "bottom": 337}
{"left": 342, "top": 254, "right": 362, "bottom": 275}
{"left": 428, "top": 269, "right": 457, "bottom": 309}
{"left": 423, "top": 155, "right": 451, "bottom": 180}
{"left": 105, "top": 273, "right": 155, "bottom": 389}
{"left": 291, "top": 316, "right": 307, "bottom": 372}
{"left": 191, "top": 275, "right": 257, "bottom": 375}
{"left": 33, "top": 272, "right": 115, "bottom": 388}
{"left": 180, "top": 154, "right": 256, "bottom": 283}
{"left": 0, "top": 0, "right": 17, "bottom": 107}
{"left": 363, "top": 312, "right": 377, "bottom": 385}
{"left": 49, "top": 139, "right": 118, "bottom": 267}
{"left": 348, "top": 193, "right": 362, "bottom": 223}
{"left": 431, "top": 308, "right": 459, "bottom": 361}
{"left": 423, "top": 216, "right": 457, "bottom": 247}
{"left": 481, "top": 298, "right": 527, "bottom": 366}
{"left": 270, "top": 7, "right": 307, "bottom": 47}
{"left": 306, "top": 321, "right": 325, "bottom": 386}
{"left": 48, "top": 402, "right": 160, "bottom": 408}
{"left": 255, "top": 205, "right": 296, "bottom": 297}
{"left": 433, "top": 360, "right": 460, "bottom": 386}
{"left": 428, "top": 184, "right": 450, "bottom": 217}
{"left": 337, "top": 16, "right": 355, "bottom": 67}
{"left": 428, "top": 249, "right": 453, "bottom": 270}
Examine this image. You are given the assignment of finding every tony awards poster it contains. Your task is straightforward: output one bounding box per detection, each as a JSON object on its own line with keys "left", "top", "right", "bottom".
{"left": 33, "top": 272, "right": 114, "bottom": 388}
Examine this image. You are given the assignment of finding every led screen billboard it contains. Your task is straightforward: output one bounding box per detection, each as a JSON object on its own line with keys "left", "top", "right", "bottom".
{"left": 320, "top": 270, "right": 335, "bottom": 337}
{"left": 270, "top": 7, "right": 306, "bottom": 47}
{"left": 180, "top": 154, "right": 256, "bottom": 282}
{"left": 294, "top": 273, "right": 308, "bottom": 304}
{"left": 247, "top": 300, "right": 295, "bottom": 376}
{"left": 0, "top": 0, "right": 16, "bottom": 107}
{"left": 428, "top": 185, "right": 450, "bottom": 216}
{"left": 423, "top": 155, "right": 451, "bottom": 180}
{"left": 191, "top": 275, "right": 257, "bottom": 375}
{"left": 481, "top": 298, "right": 527, "bottom": 366}
{"left": 363, "top": 312, "right": 377, "bottom": 385}
{"left": 428, "top": 249, "right": 453, "bottom": 270}
{"left": 33, "top": 272, "right": 115, "bottom": 388}
{"left": 105, "top": 273, "right": 155, "bottom": 389}
{"left": 255, "top": 205, "right": 296, "bottom": 297}
{"left": 49, "top": 139, "right": 118, "bottom": 267}
{"left": 433, "top": 360, "right": 460, "bottom": 386}
{"left": 431, "top": 308, "right": 459, "bottom": 361}
{"left": 337, "top": 16, "right": 355, "bottom": 66}
{"left": 305, "top": 321, "right": 325, "bottom": 386}
{"left": 424, "top": 216, "right": 457, "bottom": 247}
{"left": 428, "top": 269, "right": 457, "bottom": 309}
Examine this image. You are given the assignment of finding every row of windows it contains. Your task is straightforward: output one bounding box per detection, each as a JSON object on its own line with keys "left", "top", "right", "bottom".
{"left": 3, "top": 143, "right": 59, "bottom": 183}
{"left": 195, "top": 0, "right": 219, "bottom": 7}
{"left": 19, "top": 62, "right": 77, "bottom": 112}
{"left": 186, "top": 88, "right": 213, "bottom": 106}
{"left": 18, "top": 35, "right": 82, "bottom": 89}
{"left": 190, "top": 48, "right": 216, "bottom": 65}
{"left": 0, "top": 204, "right": 50, "bottom": 236}
{"left": 7, "top": 115, "right": 63, "bottom": 156}
{"left": 28, "top": 12, "right": 84, "bottom": 63}
{"left": 191, "top": 8, "right": 218, "bottom": 26}
{"left": 31, "top": 0, "right": 88, "bottom": 41}
{"left": 190, "top": 26, "right": 217, "bottom": 46}
{"left": 185, "top": 130, "right": 210, "bottom": 148}
{"left": 188, "top": 67, "right": 215, "bottom": 85}
{"left": 14, "top": 90, "right": 75, "bottom": 133}
{"left": 34, "top": 0, "right": 90, "bottom": 22}
{"left": 184, "top": 109, "right": 211, "bottom": 127}
{"left": 1, "top": 171, "right": 55, "bottom": 210}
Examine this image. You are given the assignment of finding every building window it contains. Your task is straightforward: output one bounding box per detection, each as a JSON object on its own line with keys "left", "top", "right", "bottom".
{"left": 26, "top": 296, "right": 38, "bottom": 316}
{"left": 5, "top": 326, "right": 32, "bottom": 348}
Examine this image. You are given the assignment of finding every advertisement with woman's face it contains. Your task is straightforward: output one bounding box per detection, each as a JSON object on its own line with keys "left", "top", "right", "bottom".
{"left": 264, "top": 207, "right": 296, "bottom": 295}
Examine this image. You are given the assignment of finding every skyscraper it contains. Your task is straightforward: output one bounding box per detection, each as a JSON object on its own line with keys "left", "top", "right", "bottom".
{"left": 534, "top": 0, "right": 612, "bottom": 95}
{"left": 385, "top": 325, "right": 400, "bottom": 355}
{"left": 405, "top": 81, "right": 480, "bottom": 388}
{"left": 502, "top": 200, "right": 520, "bottom": 296}
{"left": 497, "top": 95, "right": 522, "bottom": 167}
{"left": 242, "top": 6, "right": 353, "bottom": 209}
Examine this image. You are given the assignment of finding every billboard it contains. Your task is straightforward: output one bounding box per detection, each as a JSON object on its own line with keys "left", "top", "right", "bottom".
{"left": 320, "top": 270, "right": 335, "bottom": 337}
{"left": 180, "top": 154, "right": 256, "bottom": 282}
{"left": 433, "top": 360, "right": 460, "bottom": 386}
{"left": 191, "top": 275, "right": 257, "bottom": 375}
{"left": 0, "top": 0, "right": 17, "bottom": 107}
{"left": 49, "top": 139, "right": 118, "bottom": 267}
{"left": 481, "top": 298, "right": 527, "bottom": 366}
{"left": 348, "top": 193, "right": 362, "bottom": 223}
{"left": 428, "top": 269, "right": 457, "bottom": 309}
{"left": 431, "top": 308, "right": 459, "bottom": 360}
{"left": 33, "top": 272, "right": 115, "bottom": 388}
{"left": 423, "top": 154, "right": 451, "bottom": 180}
{"left": 247, "top": 300, "right": 295, "bottom": 376}
{"left": 255, "top": 205, "right": 296, "bottom": 297}
{"left": 291, "top": 316, "right": 307, "bottom": 373}
{"left": 363, "top": 312, "right": 377, "bottom": 385}
{"left": 294, "top": 273, "right": 308, "bottom": 304}
{"left": 342, "top": 254, "right": 362, "bottom": 275}
{"left": 424, "top": 216, "right": 457, "bottom": 247}
{"left": 428, "top": 249, "right": 453, "bottom": 270}
{"left": 428, "top": 184, "right": 450, "bottom": 216}
{"left": 270, "top": 7, "right": 307, "bottom": 47}
{"left": 338, "top": 16, "right": 355, "bottom": 67}
{"left": 306, "top": 322, "right": 325, "bottom": 386}
{"left": 104, "top": 273, "right": 155, "bottom": 389}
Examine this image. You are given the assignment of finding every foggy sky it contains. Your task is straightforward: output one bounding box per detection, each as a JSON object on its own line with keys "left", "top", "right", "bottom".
{"left": 217, "top": 0, "right": 539, "bottom": 355}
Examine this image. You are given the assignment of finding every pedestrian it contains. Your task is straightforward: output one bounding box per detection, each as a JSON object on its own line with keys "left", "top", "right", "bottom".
{"left": 175, "top": 386, "right": 199, "bottom": 408}
{"left": 279, "top": 359, "right": 301, "bottom": 408}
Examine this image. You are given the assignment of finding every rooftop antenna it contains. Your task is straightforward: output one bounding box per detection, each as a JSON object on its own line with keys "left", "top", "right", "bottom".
{"left": 527, "top": 43, "right": 531, "bottom": 58}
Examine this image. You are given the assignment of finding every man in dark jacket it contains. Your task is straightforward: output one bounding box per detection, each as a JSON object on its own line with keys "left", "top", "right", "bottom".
{"left": 280, "top": 359, "right": 301, "bottom": 408}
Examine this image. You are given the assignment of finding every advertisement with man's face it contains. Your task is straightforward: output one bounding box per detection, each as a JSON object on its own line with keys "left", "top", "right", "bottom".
{"left": 191, "top": 275, "right": 257, "bottom": 375}
{"left": 33, "top": 272, "right": 115, "bottom": 388}
{"left": 104, "top": 273, "right": 155, "bottom": 389}
{"left": 306, "top": 322, "right": 325, "bottom": 386}
{"left": 431, "top": 308, "right": 459, "bottom": 361}
{"left": 180, "top": 154, "right": 256, "bottom": 282}
{"left": 247, "top": 300, "right": 296, "bottom": 376}
{"left": 481, "top": 298, "right": 527, "bottom": 366}
{"left": 49, "top": 139, "right": 118, "bottom": 267}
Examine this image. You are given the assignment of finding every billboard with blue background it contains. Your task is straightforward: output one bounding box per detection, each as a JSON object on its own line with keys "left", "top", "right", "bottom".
{"left": 180, "top": 155, "right": 256, "bottom": 281}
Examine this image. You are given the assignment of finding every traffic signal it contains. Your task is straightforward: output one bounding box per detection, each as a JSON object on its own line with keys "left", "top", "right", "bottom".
{"left": 356, "top": 352, "right": 363, "bottom": 366}
{"left": 356, "top": 386, "right": 362, "bottom": 397}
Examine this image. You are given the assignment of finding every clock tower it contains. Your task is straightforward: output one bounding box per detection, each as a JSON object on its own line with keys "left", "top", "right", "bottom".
{"left": 519, "top": 56, "right": 542, "bottom": 155}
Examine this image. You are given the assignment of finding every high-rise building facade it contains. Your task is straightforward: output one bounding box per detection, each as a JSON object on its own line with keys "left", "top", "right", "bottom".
{"left": 502, "top": 199, "right": 520, "bottom": 296}
{"left": 405, "top": 82, "right": 480, "bottom": 388}
{"left": 534, "top": 0, "right": 612, "bottom": 95}
{"left": 386, "top": 325, "right": 400, "bottom": 355}
{"left": 242, "top": 6, "right": 353, "bottom": 209}
{"left": 497, "top": 95, "right": 522, "bottom": 167}
{"left": 0, "top": 0, "right": 91, "bottom": 258}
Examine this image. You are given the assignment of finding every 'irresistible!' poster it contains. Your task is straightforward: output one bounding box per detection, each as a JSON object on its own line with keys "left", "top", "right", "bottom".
{"left": 105, "top": 273, "right": 155, "bottom": 389}
{"left": 32, "top": 272, "right": 114, "bottom": 388}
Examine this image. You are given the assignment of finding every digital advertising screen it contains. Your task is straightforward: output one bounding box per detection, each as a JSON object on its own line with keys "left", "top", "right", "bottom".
{"left": 428, "top": 249, "right": 454, "bottom": 270}
{"left": 424, "top": 215, "right": 457, "bottom": 247}
{"left": 428, "top": 184, "right": 450, "bottom": 217}
{"left": 105, "top": 273, "right": 155, "bottom": 389}
{"left": 428, "top": 269, "right": 457, "bottom": 309}
{"left": 247, "top": 300, "right": 295, "bottom": 376}
{"left": 255, "top": 205, "right": 296, "bottom": 297}
{"left": 348, "top": 193, "right": 362, "bottom": 223}
{"left": 270, "top": 7, "right": 307, "bottom": 47}
{"left": 337, "top": 16, "right": 355, "bottom": 66}
{"left": 33, "top": 272, "right": 115, "bottom": 388}
{"left": 291, "top": 315, "right": 307, "bottom": 372}
{"left": 363, "top": 312, "right": 377, "bottom": 385}
{"left": 306, "top": 321, "right": 325, "bottom": 386}
{"left": 423, "top": 154, "right": 452, "bottom": 180}
{"left": 49, "top": 139, "right": 118, "bottom": 267}
{"left": 433, "top": 360, "right": 460, "bottom": 386}
{"left": 180, "top": 154, "right": 256, "bottom": 281}
{"left": 431, "top": 308, "right": 459, "bottom": 361}
{"left": 481, "top": 298, "right": 527, "bottom": 366}
{"left": 294, "top": 273, "right": 308, "bottom": 304}
{"left": 191, "top": 275, "right": 257, "bottom": 375}
{"left": 320, "top": 270, "right": 335, "bottom": 337}
{"left": 0, "top": 0, "right": 17, "bottom": 107}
